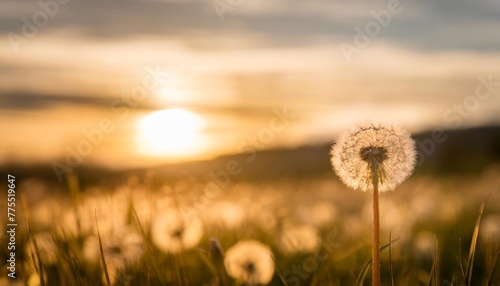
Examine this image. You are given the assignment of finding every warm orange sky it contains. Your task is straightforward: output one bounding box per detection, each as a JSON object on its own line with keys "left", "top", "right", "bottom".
{"left": 1, "top": 0, "right": 500, "bottom": 168}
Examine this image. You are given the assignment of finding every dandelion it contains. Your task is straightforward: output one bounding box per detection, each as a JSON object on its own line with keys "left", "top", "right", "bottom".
{"left": 203, "top": 201, "right": 246, "bottom": 229}
{"left": 31, "top": 199, "right": 61, "bottom": 230}
{"left": 60, "top": 192, "right": 128, "bottom": 237}
{"left": 224, "top": 240, "right": 275, "bottom": 285}
{"left": 297, "top": 202, "right": 337, "bottom": 228}
{"left": 84, "top": 227, "right": 144, "bottom": 284}
{"left": 480, "top": 215, "right": 500, "bottom": 242}
{"left": 151, "top": 210, "right": 204, "bottom": 254}
{"left": 330, "top": 122, "right": 415, "bottom": 286}
{"left": 279, "top": 224, "right": 320, "bottom": 254}
{"left": 331, "top": 122, "right": 415, "bottom": 192}
{"left": 413, "top": 231, "right": 438, "bottom": 260}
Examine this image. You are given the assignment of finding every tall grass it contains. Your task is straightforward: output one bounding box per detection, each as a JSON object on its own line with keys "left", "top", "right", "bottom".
{"left": 5, "top": 172, "right": 500, "bottom": 285}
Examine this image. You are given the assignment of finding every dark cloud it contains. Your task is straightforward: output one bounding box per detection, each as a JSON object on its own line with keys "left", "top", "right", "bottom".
{"left": 1, "top": 0, "right": 499, "bottom": 51}
{"left": 0, "top": 92, "right": 115, "bottom": 110}
{"left": 0, "top": 91, "right": 285, "bottom": 120}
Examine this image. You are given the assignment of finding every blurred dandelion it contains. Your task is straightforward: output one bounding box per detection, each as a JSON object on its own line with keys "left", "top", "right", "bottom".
{"left": 84, "top": 227, "right": 144, "bottom": 283}
{"left": 203, "top": 201, "right": 246, "bottom": 229}
{"left": 437, "top": 194, "right": 464, "bottom": 222}
{"left": 25, "top": 232, "right": 58, "bottom": 269}
{"left": 480, "top": 215, "right": 500, "bottom": 242}
{"left": 247, "top": 200, "right": 278, "bottom": 231}
{"left": 413, "top": 231, "right": 438, "bottom": 260}
{"left": 151, "top": 210, "right": 204, "bottom": 254}
{"left": 330, "top": 122, "right": 415, "bottom": 286}
{"left": 297, "top": 202, "right": 337, "bottom": 228}
{"left": 224, "top": 240, "right": 275, "bottom": 285}
{"left": 31, "top": 199, "right": 62, "bottom": 230}
{"left": 61, "top": 191, "right": 128, "bottom": 237}
{"left": 279, "top": 224, "right": 320, "bottom": 254}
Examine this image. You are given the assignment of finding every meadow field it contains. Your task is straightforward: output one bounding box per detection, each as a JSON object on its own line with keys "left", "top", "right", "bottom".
{"left": 1, "top": 155, "right": 499, "bottom": 285}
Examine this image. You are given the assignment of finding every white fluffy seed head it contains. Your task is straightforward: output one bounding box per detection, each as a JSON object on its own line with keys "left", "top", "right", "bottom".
{"left": 83, "top": 227, "right": 144, "bottom": 271}
{"left": 224, "top": 240, "right": 275, "bottom": 285}
{"left": 151, "top": 211, "right": 204, "bottom": 254}
{"left": 331, "top": 122, "right": 416, "bottom": 192}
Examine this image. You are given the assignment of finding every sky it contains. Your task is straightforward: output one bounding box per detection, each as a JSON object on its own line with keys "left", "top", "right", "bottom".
{"left": 1, "top": 0, "right": 500, "bottom": 168}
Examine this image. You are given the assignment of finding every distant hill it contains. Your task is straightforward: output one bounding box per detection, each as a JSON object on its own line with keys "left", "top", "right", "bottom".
{"left": 2, "top": 125, "right": 500, "bottom": 188}
{"left": 158, "top": 124, "right": 500, "bottom": 181}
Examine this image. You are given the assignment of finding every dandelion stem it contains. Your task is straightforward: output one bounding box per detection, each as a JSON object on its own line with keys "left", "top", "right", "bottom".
{"left": 371, "top": 163, "right": 381, "bottom": 286}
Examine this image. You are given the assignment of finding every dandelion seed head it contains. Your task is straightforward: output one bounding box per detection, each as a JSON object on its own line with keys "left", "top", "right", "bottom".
{"left": 480, "top": 215, "right": 500, "bottom": 242}
{"left": 310, "top": 202, "right": 337, "bottom": 227}
{"left": 83, "top": 227, "right": 144, "bottom": 271}
{"left": 224, "top": 240, "right": 275, "bottom": 285}
{"left": 62, "top": 192, "right": 128, "bottom": 237}
{"left": 203, "top": 201, "right": 246, "bottom": 229}
{"left": 413, "top": 230, "right": 437, "bottom": 259}
{"left": 296, "top": 202, "right": 337, "bottom": 228}
{"left": 279, "top": 224, "right": 320, "bottom": 254}
{"left": 331, "top": 122, "right": 416, "bottom": 192}
{"left": 31, "top": 199, "right": 61, "bottom": 230}
{"left": 151, "top": 210, "right": 204, "bottom": 253}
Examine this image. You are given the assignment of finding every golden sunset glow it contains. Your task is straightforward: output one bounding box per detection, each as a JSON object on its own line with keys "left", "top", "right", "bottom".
{"left": 136, "top": 108, "right": 207, "bottom": 157}
{"left": 156, "top": 85, "right": 201, "bottom": 107}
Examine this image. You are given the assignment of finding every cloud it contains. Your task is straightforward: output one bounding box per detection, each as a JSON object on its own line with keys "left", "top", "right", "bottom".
{"left": 1, "top": 0, "right": 499, "bottom": 51}
{"left": 0, "top": 92, "right": 115, "bottom": 110}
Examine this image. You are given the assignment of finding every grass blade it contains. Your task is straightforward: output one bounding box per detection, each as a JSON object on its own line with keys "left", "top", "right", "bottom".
{"left": 458, "top": 238, "right": 465, "bottom": 278}
{"left": 21, "top": 193, "right": 46, "bottom": 286}
{"left": 66, "top": 173, "right": 83, "bottom": 235}
{"left": 356, "top": 257, "right": 372, "bottom": 286}
{"left": 356, "top": 237, "right": 400, "bottom": 286}
{"left": 487, "top": 250, "right": 500, "bottom": 285}
{"left": 427, "top": 235, "right": 439, "bottom": 286}
{"left": 271, "top": 254, "right": 289, "bottom": 286}
{"left": 465, "top": 195, "right": 489, "bottom": 286}
{"left": 95, "top": 211, "right": 112, "bottom": 286}
{"left": 389, "top": 231, "right": 394, "bottom": 286}
{"left": 196, "top": 248, "right": 219, "bottom": 275}
{"left": 126, "top": 194, "right": 163, "bottom": 282}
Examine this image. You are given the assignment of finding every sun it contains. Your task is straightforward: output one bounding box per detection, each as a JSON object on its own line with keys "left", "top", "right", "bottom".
{"left": 136, "top": 108, "right": 207, "bottom": 157}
